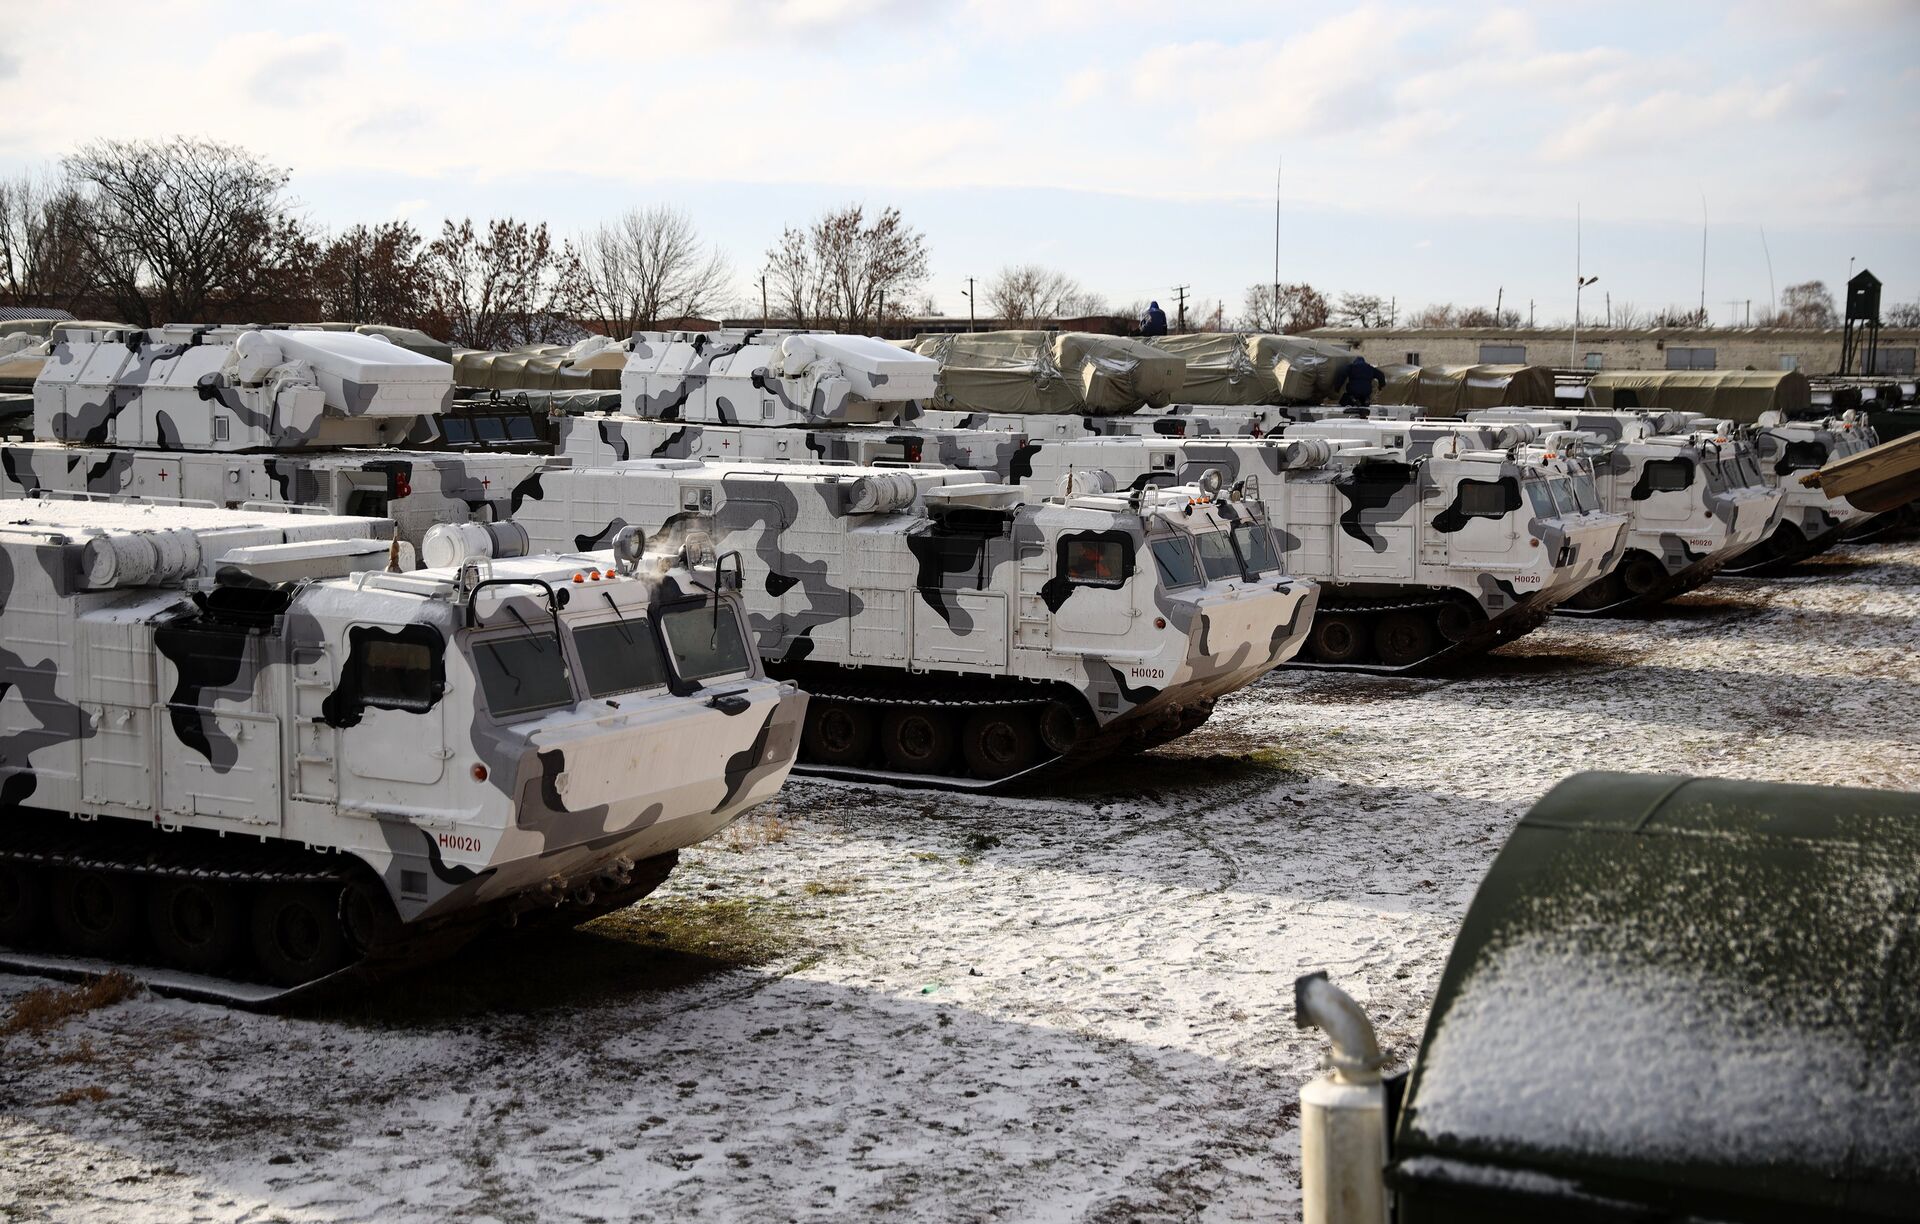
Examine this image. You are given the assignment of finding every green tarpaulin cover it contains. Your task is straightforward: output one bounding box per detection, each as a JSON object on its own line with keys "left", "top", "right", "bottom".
{"left": 908, "top": 331, "right": 1186, "bottom": 415}
{"left": 1585, "top": 369, "right": 1813, "bottom": 422}
{"left": 1377, "top": 363, "right": 1556, "bottom": 415}
{"left": 1148, "top": 332, "right": 1353, "bottom": 404}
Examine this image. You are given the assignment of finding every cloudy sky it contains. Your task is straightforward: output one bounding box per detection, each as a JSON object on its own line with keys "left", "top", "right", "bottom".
{"left": 3, "top": 0, "right": 1916, "bottom": 324}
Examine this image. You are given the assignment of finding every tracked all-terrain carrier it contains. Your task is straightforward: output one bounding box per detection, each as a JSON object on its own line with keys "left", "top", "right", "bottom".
{"left": 1466, "top": 408, "right": 1783, "bottom": 613}
{"left": 447, "top": 460, "right": 1319, "bottom": 788}
{"left": 0, "top": 498, "right": 804, "bottom": 1005}
{"left": 7, "top": 326, "right": 552, "bottom": 550}
{"left": 1017, "top": 424, "right": 1628, "bottom": 672}
{"left": 1690, "top": 410, "right": 1881, "bottom": 574}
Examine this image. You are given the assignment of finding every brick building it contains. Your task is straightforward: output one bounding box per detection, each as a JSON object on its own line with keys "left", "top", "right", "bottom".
{"left": 1307, "top": 326, "right": 1920, "bottom": 376}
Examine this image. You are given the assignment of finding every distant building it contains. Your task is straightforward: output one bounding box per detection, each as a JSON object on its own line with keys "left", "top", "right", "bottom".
{"left": 1308, "top": 325, "right": 1920, "bottom": 377}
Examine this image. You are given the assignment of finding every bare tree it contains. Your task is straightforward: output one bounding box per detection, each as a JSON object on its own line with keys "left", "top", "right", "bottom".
{"left": 576, "top": 206, "right": 730, "bottom": 336}
{"left": 62, "top": 137, "right": 314, "bottom": 325}
{"left": 1651, "top": 305, "right": 1709, "bottom": 328}
{"left": 314, "top": 221, "right": 429, "bottom": 325}
{"left": 1412, "top": 302, "right": 1456, "bottom": 328}
{"left": 422, "top": 217, "right": 583, "bottom": 350}
{"left": 1241, "top": 282, "right": 1330, "bottom": 333}
{"left": 765, "top": 204, "right": 928, "bottom": 334}
{"left": 1456, "top": 305, "right": 1522, "bottom": 328}
{"left": 986, "top": 264, "right": 1103, "bottom": 327}
{"left": 1776, "top": 280, "right": 1838, "bottom": 328}
{"left": 1886, "top": 301, "right": 1920, "bottom": 328}
{"left": 1332, "top": 292, "right": 1392, "bottom": 329}
{"left": 1610, "top": 300, "right": 1647, "bottom": 329}
{"left": 0, "top": 171, "right": 90, "bottom": 312}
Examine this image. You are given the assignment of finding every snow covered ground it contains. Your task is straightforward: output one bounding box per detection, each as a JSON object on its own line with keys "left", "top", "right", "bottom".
{"left": 3, "top": 536, "right": 1917, "bottom": 1223}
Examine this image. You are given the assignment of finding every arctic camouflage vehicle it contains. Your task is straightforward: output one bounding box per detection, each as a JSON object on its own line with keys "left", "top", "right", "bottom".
{"left": 1295, "top": 772, "right": 1920, "bottom": 1224}
{"left": 5, "top": 325, "right": 551, "bottom": 550}
{"left": 621, "top": 329, "right": 938, "bottom": 426}
{"left": 1466, "top": 408, "right": 1783, "bottom": 613}
{"left": 0, "top": 498, "right": 804, "bottom": 1005}
{"left": 1018, "top": 424, "right": 1629, "bottom": 671}
{"left": 1690, "top": 411, "right": 1880, "bottom": 573}
{"left": 444, "top": 459, "right": 1320, "bottom": 788}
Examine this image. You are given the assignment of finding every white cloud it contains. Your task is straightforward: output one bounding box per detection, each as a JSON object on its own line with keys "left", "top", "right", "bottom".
{"left": 241, "top": 33, "right": 348, "bottom": 107}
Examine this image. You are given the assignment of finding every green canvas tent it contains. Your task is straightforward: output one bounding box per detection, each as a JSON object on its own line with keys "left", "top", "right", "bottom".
{"left": 1585, "top": 369, "right": 1813, "bottom": 422}
{"left": 909, "top": 330, "right": 1185, "bottom": 415}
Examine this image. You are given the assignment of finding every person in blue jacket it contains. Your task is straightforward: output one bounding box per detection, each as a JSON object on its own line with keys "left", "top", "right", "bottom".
{"left": 1339, "top": 356, "right": 1387, "bottom": 407}
{"left": 1141, "top": 301, "right": 1169, "bottom": 336}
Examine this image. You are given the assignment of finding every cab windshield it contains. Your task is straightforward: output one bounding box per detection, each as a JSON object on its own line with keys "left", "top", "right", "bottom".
{"left": 660, "top": 604, "right": 753, "bottom": 681}
{"left": 1234, "top": 522, "right": 1280, "bottom": 574}
{"left": 1151, "top": 536, "right": 1201, "bottom": 589}
{"left": 1567, "top": 474, "right": 1601, "bottom": 512}
{"left": 1524, "top": 479, "right": 1556, "bottom": 518}
{"left": 472, "top": 631, "right": 573, "bottom": 718}
{"left": 1194, "top": 529, "right": 1241, "bottom": 581}
{"left": 573, "top": 617, "right": 669, "bottom": 698}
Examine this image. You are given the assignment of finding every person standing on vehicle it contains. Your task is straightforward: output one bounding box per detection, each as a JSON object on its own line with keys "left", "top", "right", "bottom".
{"left": 1141, "top": 301, "right": 1169, "bottom": 336}
{"left": 1339, "top": 356, "right": 1387, "bottom": 407}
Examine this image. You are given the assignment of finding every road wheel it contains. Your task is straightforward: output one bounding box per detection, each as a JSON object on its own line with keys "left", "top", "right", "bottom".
{"left": 51, "top": 869, "right": 142, "bottom": 958}
{"left": 960, "top": 710, "right": 1040, "bottom": 780}
{"left": 148, "top": 879, "right": 242, "bottom": 975}
{"left": 1435, "top": 601, "right": 1483, "bottom": 642}
{"left": 1373, "top": 611, "right": 1438, "bottom": 669}
{"left": 801, "top": 701, "right": 876, "bottom": 767}
{"left": 0, "top": 861, "right": 46, "bottom": 946}
{"left": 252, "top": 885, "right": 350, "bottom": 986}
{"left": 1037, "top": 701, "right": 1085, "bottom": 757}
{"left": 1305, "top": 612, "right": 1368, "bottom": 665}
{"left": 878, "top": 708, "right": 957, "bottom": 775}
{"left": 1619, "top": 552, "right": 1666, "bottom": 599}
{"left": 1564, "top": 571, "right": 1623, "bottom": 610}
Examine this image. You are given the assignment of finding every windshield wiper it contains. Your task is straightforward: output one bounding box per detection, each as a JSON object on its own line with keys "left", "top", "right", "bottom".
{"left": 602, "top": 591, "right": 636, "bottom": 645}
{"left": 506, "top": 605, "right": 546, "bottom": 653}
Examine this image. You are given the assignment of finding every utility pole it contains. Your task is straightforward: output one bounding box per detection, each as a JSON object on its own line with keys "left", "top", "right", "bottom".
{"left": 1529, "top": 299, "right": 1535, "bottom": 328}
{"left": 1495, "top": 285, "right": 1503, "bottom": 324}
{"left": 1273, "top": 158, "right": 1282, "bottom": 335}
{"left": 1699, "top": 195, "right": 1708, "bottom": 322}
{"left": 1606, "top": 291, "right": 1611, "bottom": 328}
{"left": 1173, "top": 285, "right": 1190, "bottom": 332}
{"left": 965, "top": 277, "right": 976, "bottom": 332}
{"left": 761, "top": 275, "right": 769, "bottom": 328}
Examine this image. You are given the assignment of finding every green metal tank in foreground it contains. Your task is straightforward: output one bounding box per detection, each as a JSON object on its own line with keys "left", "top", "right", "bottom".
{"left": 1299, "top": 771, "right": 1920, "bottom": 1224}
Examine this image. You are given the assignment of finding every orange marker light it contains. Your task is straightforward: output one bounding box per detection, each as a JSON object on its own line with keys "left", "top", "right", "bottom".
{"left": 471, "top": 763, "right": 489, "bottom": 782}
{"left": 572, "top": 573, "right": 585, "bottom": 583}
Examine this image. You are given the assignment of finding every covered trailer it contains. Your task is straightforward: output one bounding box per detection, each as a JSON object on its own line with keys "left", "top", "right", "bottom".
{"left": 1299, "top": 771, "right": 1920, "bottom": 1224}
{"left": 1585, "top": 369, "right": 1814, "bottom": 422}
{"left": 1374, "top": 364, "right": 1556, "bottom": 415}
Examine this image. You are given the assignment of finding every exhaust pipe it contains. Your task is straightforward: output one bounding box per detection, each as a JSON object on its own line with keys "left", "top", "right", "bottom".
{"left": 1295, "top": 971, "right": 1389, "bottom": 1224}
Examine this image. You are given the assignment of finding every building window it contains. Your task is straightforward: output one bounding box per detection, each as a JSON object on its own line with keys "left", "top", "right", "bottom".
{"left": 1479, "top": 344, "right": 1526, "bottom": 363}
{"left": 1665, "top": 346, "right": 1716, "bottom": 370}
{"left": 1584, "top": 352, "right": 1603, "bottom": 370}
{"left": 1405, "top": 352, "right": 1421, "bottom": 365}
{"left": 1779, "top": 354, "right": 1800, "bottom": 371}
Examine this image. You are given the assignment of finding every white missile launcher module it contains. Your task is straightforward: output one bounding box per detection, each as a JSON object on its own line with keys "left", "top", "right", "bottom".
{"left": 446, "top": 460, "right": 1320, "bottom": 788}
{"left": 0, "top": 498, "right": 804, "bottom": 1004}
{"left": 1466, "top": 408, "right": 1784, "bottom": 612}
{"left": 1018, "top": 423, "right": 1629, "bottom": 672}
{"left": 621, "top": 329, "right": 939, "bottom": 426}
{"left": 7, "top": 326, "right": 552, "bottom": 551}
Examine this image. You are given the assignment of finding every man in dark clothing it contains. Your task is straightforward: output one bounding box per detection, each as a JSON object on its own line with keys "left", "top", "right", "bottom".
{"left": 1141, "top": 301, "right": 1168, "bottom": 336}
{"left": 1338, "top": 356, "right": 1387, "bottom": 407}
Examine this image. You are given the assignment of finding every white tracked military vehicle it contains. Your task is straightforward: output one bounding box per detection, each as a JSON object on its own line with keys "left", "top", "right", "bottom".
{"left": 1017, "top": 423, "right": 1629, "bottom": 672}
{"left": 0, "top": 498, "right": 805, "bottom": 1005}
{"left": 444, "top": 459, "right": 1320, "bottom": 789}
{"left": 1712, "top": 410, "right": 1882, "bottom": 573}
{"left": 1465, "top": 408, "right": 1784, "bottom": 612}
{"left": 6, "top": 325, "right": 554, "bottom": 550}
